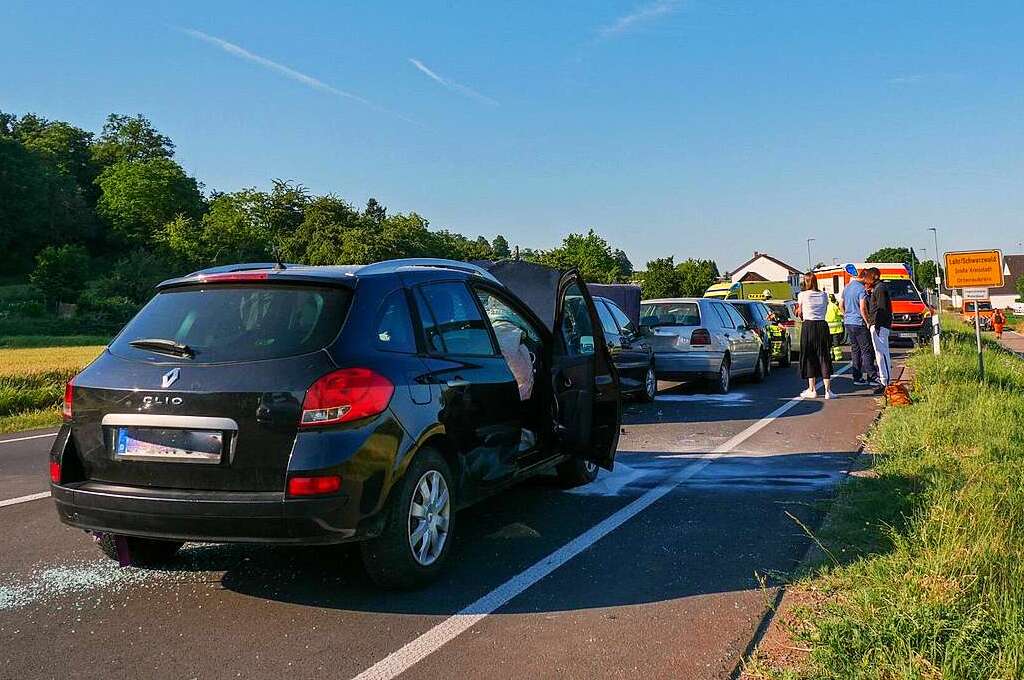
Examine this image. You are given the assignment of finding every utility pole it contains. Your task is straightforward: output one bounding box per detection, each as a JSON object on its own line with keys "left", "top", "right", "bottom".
{"left": 929, "top": 227, "right": 942, "bottom": 355}
{"left": 806, "top": 238, "right": 815, "bottom": 271}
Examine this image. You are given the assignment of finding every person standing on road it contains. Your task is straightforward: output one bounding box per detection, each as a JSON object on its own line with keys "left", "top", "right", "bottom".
{"left": 840, "top": 268, "right": 877, "bottom": 386}
{"left": 866, "top": 267, "right": 893, "bottom": 393}
{"left": 993, "top": 307, "right": 1007, "bottom": 339}
{"left": 795, "top": 273, "right": 835, "bottom": 399}
{"left": 826, "top": 294, "right": 844, "bottom": 362}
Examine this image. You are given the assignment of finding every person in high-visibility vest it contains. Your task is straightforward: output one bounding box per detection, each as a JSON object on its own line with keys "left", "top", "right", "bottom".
{"left": 826, "top": 294, "right": 844, "bottom": 361}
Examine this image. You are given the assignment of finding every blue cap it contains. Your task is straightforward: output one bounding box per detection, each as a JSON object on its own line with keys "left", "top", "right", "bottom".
{"left": 844, "top": 263, "right": 859, "bottom": 276}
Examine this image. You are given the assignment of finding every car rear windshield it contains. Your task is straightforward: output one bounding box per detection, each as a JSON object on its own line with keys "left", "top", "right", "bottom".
{"left": 110, "top": 285, "right": 351, "bottom": 363}
{"left": 884, "top": 279, "right": 923, "bottom": 302}
{"left": 641, "top": 302, "right": 700, "bottom": 327}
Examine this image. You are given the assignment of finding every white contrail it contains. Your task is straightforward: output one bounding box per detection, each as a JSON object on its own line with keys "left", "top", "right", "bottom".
{"left": 179, "top": 28, "right": 419, "bottom": 124}
{"left": 408, "top": 58, "right": 498, "bottom": 107}
{"left": 597, "top": 0, "right": 683, "bottom": 38}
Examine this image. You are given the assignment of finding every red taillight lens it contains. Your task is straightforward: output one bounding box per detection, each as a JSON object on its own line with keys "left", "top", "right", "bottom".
{"left": 287, "top": 475, "right": 342, "bottom": 497}
{"left": 300, "top": 368, "right": 394, "bottom": 427}
{"left": 62, "top": 381, "right": 74, "bottom": 421}
{"left": 49, "top": 460, "right": 61, "bottom": 484}
{"left": 690, "top": 329, "right": 712, "bottom": 346}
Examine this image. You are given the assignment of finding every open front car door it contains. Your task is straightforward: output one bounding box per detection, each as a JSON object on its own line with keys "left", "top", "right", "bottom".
{"left": 552, "top": 270, "right": 621, "bottom": 470}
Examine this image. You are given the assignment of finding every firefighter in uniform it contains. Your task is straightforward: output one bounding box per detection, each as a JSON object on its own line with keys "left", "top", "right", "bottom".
{"left": 826, "top": 294, "right": 844, "bottom": 362}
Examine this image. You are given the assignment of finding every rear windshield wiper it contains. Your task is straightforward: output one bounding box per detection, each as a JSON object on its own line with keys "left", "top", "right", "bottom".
{"left": 129, "top": 338, "right": 195, "bottom": 358}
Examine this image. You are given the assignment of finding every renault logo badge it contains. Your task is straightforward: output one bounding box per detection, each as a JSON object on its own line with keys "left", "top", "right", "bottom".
{"left": 161, "top": 368, "right": 180, "bottom": 388}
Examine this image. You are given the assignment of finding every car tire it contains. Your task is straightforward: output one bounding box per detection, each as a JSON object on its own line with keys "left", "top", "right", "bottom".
{"left": 556, "top": 457, "right": 600, "bottom": 488}
{"left": 713, "top": 357, "right": 731, "bottom": 394}
{"left": 752, "top": 353, "right": 766, "bottom": 383}
{"left": 779, "top": 340, "right": 792, "bottom": 367}
{"left": 360, "top": 448, "right": 454, "bottom": 589}
{"left": 637, "top": 364, "right": 657, "bottom": 402}
{"left": 96, "top": 534, "right": 184, "bottom": 566}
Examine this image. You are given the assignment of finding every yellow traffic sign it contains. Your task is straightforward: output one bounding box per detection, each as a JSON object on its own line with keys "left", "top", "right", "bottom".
{"left": 944, "top": 249, "right": 1004, "bottom": 289}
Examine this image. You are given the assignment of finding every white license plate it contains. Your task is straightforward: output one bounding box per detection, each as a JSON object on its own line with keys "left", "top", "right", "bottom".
{"left": 897, "top": 332, "right": 917, "bottom": 338}
{"left": 115, "top": 427, "right": 223, "bottom": 463}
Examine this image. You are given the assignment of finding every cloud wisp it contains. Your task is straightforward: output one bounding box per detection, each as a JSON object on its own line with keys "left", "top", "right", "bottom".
{"left": 179, "top": 28, "right": 418, "bottom": 124}
{"left": 408, "top": 58, "right": 498, "bottom": 107}
{"left": 597, "top": 0, "right": 684, "bottom": 38}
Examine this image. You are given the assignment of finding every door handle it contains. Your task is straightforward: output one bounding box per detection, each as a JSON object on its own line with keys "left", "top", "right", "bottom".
{"left": 445, "top": 379, "right": 470, "bottom": 389}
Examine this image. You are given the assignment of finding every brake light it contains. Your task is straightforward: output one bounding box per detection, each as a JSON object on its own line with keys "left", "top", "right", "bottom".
{"left": 49, "top": 460, "right": 61, "bottom": 484}
{"left": 198, "top": 271, "right": 270, "bottom": 283}
{"left": 300, "top": 368, "right": 394, "bottom": 426}
{"left": 62, "top": 381, "right": 73, "bottom": 421}
{"left": 690, "top": 329, "right": 712, "bottom": 346}
{"left": 287, "top": 475, "right": 342, "bottom": 497}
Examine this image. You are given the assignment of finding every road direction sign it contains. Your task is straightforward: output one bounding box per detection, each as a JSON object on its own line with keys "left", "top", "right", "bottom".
{"left": 944, "top": 249, "right": 1004, "bottom": 289}
{"left": 963, "top": 287, "right": 990, "bottom": 301}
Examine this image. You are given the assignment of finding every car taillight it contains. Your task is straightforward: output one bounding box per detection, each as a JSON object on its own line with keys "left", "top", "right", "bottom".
{"left": 780, "top": 320, "right": 795, "bottom": 328}
{"left": 300, "top": 368, "right": 394, "bottom": 427}
{"left": 62, "top": 381, "right": 74, "bottom": 421}
{"left": 287, "top": 475, "right": 342, "bottom": 497}
{"left": 690, "top": 329, "right": 712, "bottom": 346}
{"left": 49, "top": 460, "right": 61, "bottom": 484}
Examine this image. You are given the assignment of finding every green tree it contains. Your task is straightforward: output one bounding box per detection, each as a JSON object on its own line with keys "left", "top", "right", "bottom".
{"left": 364, "top": 197, "right": 387, "bottom": 223}
{"left": 89, "top": 249, "right": 178, "bottom": 304}
{"left": 613, "top": 249, "right": 634, "bottom": 280}
{"left": 491, "top": 234, "right": 511, "bottom": 259}
{"left": 29, "top": 244, "right": 91, "bottom": 306}
{"left": 675, "top": 258, "right": 720, "bottom": 297}
{"left": 640, "top": 257, "right": 681, "bottom": 298}
{"left": 915, "top": 260, "right": 941, "bottom": 291}
{"left": 92, "top": 113, "right": 174, "bottom": 167}
{"left": 533, "top": 229, "right": 622, "bottom": 283}
{"left": 163, "top": 182, "right": 308, "bottom": 267}
{"left": 96, "top": 158, "right": 205, "bottom": 245}
{"left": 1016, "top": 274, "right": 1024, "bottom": 304}
{"left": 866, "top": 246, "right": 914, "bottom": 265}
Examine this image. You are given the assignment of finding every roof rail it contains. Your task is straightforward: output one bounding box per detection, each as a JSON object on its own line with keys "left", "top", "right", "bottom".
{"left": 356, "top": 258, "right": 499, "bottom": 282}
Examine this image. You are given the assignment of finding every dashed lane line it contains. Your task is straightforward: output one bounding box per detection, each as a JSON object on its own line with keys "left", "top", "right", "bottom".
{"left": 0, "top": 491, "right": 52, "bottom": 508}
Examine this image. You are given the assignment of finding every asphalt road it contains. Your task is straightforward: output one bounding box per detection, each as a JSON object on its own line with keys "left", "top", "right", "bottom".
{"left": 0, "top": 352, "right": 899, "bottom": 680}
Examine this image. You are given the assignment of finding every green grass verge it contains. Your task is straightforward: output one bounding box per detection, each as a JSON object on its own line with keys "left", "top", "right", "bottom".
{"left": 0, "top": 335, "right": 111, "bottom": 349}
{"left": 781, "top": 323, "right": 1024, "bottom": 678}
{"left": 0, "top": 407, "right": 61, "bottom": 434}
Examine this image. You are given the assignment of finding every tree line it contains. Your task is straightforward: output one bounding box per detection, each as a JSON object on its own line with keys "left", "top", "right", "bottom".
{"left": 0, "top": 110, "right": 729, "bottom": 326}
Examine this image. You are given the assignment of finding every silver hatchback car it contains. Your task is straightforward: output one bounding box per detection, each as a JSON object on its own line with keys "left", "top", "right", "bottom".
{"left": 640, "top": 297, "right": 767, "bottom": 393}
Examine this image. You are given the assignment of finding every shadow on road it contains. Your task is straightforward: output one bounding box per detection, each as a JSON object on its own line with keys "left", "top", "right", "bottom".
{"left": 140, "top": 450, "right": 864, "bottom": 616}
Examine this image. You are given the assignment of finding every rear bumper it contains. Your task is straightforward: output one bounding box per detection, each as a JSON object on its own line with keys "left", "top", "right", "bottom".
{"left": 52, "top": 481, "right": 359, "bottom": 544}
{"left": 652, "top": 351, "right": 723, "bottom": 380}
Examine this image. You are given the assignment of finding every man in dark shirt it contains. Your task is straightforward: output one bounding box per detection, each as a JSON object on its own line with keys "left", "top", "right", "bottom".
{"left": 866, "top": 268, "right": 892, "bottom": 391}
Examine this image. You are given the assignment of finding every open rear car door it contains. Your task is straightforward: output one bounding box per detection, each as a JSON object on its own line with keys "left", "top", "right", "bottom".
{"left": 552, "top": 270, "right": 621, "bottom": 470}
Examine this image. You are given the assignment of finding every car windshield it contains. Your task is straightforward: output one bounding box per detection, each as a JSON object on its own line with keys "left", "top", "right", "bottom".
{"left": 965, "top": 301, "right": 992, "bottom": 311}
{"left": 882, "top": 279, "right": 923, "bottom": 302}
{"left": 110, "top": 285, "right": 351, "bottom": 363}
{"left": 641, "top": 302, "right": 700, "bottom": 327}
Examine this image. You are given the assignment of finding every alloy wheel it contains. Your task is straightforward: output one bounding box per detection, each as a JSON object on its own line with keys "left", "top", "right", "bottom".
{"left": 407, "top": 470, "right": 451, "bottom": 566}
{"left": 645, "top": 367, "right": 657, "bottom": 399}
{"left": 719, "top": 361, "right": 730, "bottom": 392}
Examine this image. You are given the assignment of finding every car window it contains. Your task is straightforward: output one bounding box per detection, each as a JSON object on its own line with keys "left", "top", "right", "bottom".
{"left": 641, "top": 302, "right": 700, "bottom": 327}
{"left": 374, "top": 289, "right": 417, "bottom": 353}
{"left": 725, "top": 304, "right": 747, "bottom": 329}
{"left": 109, "top": 285, "right": 350, "bottom": 363}
{"left": 594, "top": 300, "right": 619, "bottom": 337}
{"left": 474, "top": 288, "right": 542, "bottom": 342}
{"left": 419, "top": 282, "right": 495, "bottom": 356}
{"left": 767, "top": 303, "right": 790, "bottom": 321}
{"left": 711, "top": 303, "right": 733, "bottom": 328}
{"left": 731, "top": 303, "right": 755, "bottom": 326}
{"left": 605, "top": 301, "right": 637, "bottom": 337}
{"left": 560, "top": 284, "right": 596, "bottom": 355}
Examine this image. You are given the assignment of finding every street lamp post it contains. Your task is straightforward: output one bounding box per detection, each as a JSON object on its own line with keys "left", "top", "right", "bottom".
{"left": 929, "top": 227, "right": 941, "bottom": 355}
{"left": 806, "top": 238, "right": 815, "bottom": 271}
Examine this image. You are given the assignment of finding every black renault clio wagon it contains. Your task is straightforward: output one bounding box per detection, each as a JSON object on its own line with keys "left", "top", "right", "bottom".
{"left": 51, "top": 258, "right": 621, "bottom": 588}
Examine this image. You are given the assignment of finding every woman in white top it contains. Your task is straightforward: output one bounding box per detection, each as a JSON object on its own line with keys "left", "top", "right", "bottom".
{"left": 794, "top": 273, "right": 835, "bottom": 399}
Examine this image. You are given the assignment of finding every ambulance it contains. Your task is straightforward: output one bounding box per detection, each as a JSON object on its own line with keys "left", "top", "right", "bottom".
{"left": 811, "top": 262, "right": 933, "bottom": 345}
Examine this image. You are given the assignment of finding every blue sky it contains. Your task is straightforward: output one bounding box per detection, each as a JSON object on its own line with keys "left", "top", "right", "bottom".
{"left": 2, "top": 1, "right": 1022, "bottom": 272}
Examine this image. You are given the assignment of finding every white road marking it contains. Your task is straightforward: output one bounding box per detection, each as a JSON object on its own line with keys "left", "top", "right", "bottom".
{"left": 0, "top": 491, "right": 51, "bottom": 508}
{"left": 350, "top": 364, "right": 851, "bottom": 680}
{"left": 0, "top": 432, "right": 57, "bottom": 445}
